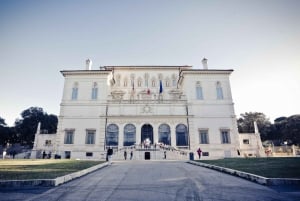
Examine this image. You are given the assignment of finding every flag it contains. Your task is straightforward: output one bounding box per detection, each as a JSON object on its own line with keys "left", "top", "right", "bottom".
{"left": 159, "top": 80, "right": 163, "bottom": 94}
{"left": 132, "top": 81, "right": 134, "bottom": 91}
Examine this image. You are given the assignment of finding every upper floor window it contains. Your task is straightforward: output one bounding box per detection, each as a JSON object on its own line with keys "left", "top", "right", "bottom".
{"left": 71, "top": 82, "right": 78, "bottom": 100}
{"left": 165, "top": 79, "right": 170, "bottom": 87}
{"left": 123, "top": 78, "right": 128, "bottom": 87}
{"left": 196, "top": 81, "right": 203, "bottom": 100}
{"left": 221, "top": 130, "right": 230, "bottom": 144}
{"left": 151, "top": 79, "right": 156, "bottom": 87}
{"left": 86, "top": 130, "right": 95, "bottom": 144}
{"left": 137, "top": 78, "right": 142, "bottom": 87}
{"left": 64, "top": 130, "right": 74, "bottom": 144}
{"left": 216, "top": 81, "right": 223, "bottom": 100}
{"left": 91, "top": 82, "right": 98, "bottom": 100}
{"left": 172, "top": 74, "right": 177, "bottom": 87}
{"left": 199, "top": 129, "right": 209, "bottom": 144}
{"left": 172, "top": 79, "right": 177, "bottom": 87}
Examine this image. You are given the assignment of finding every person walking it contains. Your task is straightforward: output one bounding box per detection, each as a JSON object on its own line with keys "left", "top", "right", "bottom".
{"left": 124, "top": 150, "right": 127, "bottom": 160}
{"left": 107, "top": 147, "right": 113, "bottom": 165}
{"left": 130, "top": 151, "right": 133, "bottom": 160}
{"left": 197, "top": 147, "right": 202, "bottom": 159}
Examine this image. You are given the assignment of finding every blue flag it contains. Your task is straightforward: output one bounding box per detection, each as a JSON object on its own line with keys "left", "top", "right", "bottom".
{"left": 159, "top": 80, "right": 163, "bottom": 93}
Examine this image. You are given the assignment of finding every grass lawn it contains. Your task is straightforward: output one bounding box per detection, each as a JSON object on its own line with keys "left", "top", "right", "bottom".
{"left": 197, "top": 157, "right": 300, "bottom": 178}
{"left": 0, "top": 159, "right": 105, "bottom": 180}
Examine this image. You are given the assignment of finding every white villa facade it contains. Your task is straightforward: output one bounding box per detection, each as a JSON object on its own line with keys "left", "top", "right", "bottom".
{"left": 31, "top": 59, "right": 264, "bottom": 160}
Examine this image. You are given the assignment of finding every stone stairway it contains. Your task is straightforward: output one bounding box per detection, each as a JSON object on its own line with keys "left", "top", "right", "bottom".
{"left": 111, "top": 147, "right": 189, "bottom": 161}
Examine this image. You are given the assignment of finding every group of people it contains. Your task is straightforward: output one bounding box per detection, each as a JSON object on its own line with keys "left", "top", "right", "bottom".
{"left": 42, "top": 151, "right": 51, "bottom": 159}
{"left": 106, "top": 147, "right": 134, "bottom": 165}
{"left": 123, "top": 150, "right": 134, "bottom": 160}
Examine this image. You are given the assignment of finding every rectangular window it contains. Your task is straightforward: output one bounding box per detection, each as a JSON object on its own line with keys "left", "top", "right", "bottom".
{"left": 217, "top": 87, "right": 223, "bottom": 99}
{"left": 91, "top": 88, "right": 98, "bottom": 100}
{"left": 196, "top": 86, "right": 203, "bottom": 100}
{"left": 86, "top": 130, "right": 95, "bottom": 144}
{"left": 86, "top": 152, "right": 93, "bottom": 157}
{"left": 221, "top": 130, "right": 230, "bottom": 144}
{"left": 199, "top": 130, "right": 209, "bottom": 144}
{"left": 72, "top": 88, "right": 78, "bottom": 100}
{"left": 243, "top": 139, "right": 250, "bottom": 144}
{"left": 64, "top": 130, "right": 74, "bottom": 144}
{"left": 45, "top": 140, "right": 52, "bottom": 146}
{"left": 172, "top": 79, "right": 177, "bottom": 87}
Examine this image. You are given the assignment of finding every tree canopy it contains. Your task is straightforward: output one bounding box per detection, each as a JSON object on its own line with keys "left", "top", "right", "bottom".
{"left": 0, "top": 107, "right": 58, "bottom": 147}
{"left": 237, "top": 112, "right": 300, "bottom": 145}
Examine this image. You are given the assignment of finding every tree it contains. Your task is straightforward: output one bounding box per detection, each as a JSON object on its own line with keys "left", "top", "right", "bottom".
{"left": 272, "top": 115, "right": 300, "bottom": 145}
{"left": 237, "top": 112, "right": 272, "bottom": 140}
{"left": 0, "top": 116, "right": 10, "bottom": 145}
{"left": 14, "top": 107, "right": 58, "bottom": 147}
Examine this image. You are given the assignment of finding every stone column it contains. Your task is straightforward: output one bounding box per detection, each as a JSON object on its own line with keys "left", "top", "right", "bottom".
{"left": 118, "top": 124, "right": 124, "bottom": 148}
{"left": 171, "top": 125, "right": 176, "bottom": 147}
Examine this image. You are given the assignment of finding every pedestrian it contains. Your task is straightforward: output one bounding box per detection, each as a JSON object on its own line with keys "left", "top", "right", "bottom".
{"left": 164, "top": 151, "right": 166, "bottom": 159}
{"left": 107, "top": 146, "right": 113, "bottom": 165}
{"left": 124, "top": 150, "right": 127, "bottom": 160}
{"left": 197, "top": 147, "right": 202, "bottom": 159}
{"left": 2, "top": 150, "right": 6, "bottom": 160}
{"left": 42, "top": 151, "right": 46, "bottom": 159}
{"left": 130, "top": 151, "right": 133, "bottom": 160}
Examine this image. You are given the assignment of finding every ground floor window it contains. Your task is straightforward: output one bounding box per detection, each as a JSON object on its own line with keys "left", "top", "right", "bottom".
{"left": 199, "top": 130, "right": 209, "bottom": 144}
{"left": 64, "top": 130, "right": 74, "bottom": 144}
{"left": 221, "top": 130, "right": 231, "bottom": 144}
{"left": 86, "top": 130, "right": 95, "bottom": 144}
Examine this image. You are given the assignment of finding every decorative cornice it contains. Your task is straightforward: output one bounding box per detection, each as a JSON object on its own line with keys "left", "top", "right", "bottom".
{"left": 60, "top": 70, "right": 111, "bottom": 77}
{"left": 180, "top": 69, "right": 234, "bottom": 75}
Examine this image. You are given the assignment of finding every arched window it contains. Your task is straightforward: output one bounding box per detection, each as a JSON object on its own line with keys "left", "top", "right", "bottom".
{"left": 137, "top": 78, "right": 142, "bottom": 87}
{"left": 124, "top": 78, "right": 128, "bottom": 87}
{"left": 91, "top": 82, "right": 98, "bottom": 100}
{"left": 106, "top": 124, "right": 119, "bottom": 146}
{"left": 123, "top": 124, "right": 136, "bottom": 146}
{"left": 196, "top": 81, "right": 203, "bottom": 100}
{"left": 151, "top": 79, "right": 156, "bottom": 87}
{"left": 116, "top": 74, "right": 121, "bottom": 87}
{"left": 165, "top": 78, "right": 170, "bottom": 87}
{"left": 144, "top": 73, "right": 149, "bottom": 87}
{"left": 176, "top": 124, "right": 188, "bottom": 146}
{"left": 158, "top": 124, "right": 171, "bottom": 145}
{"left": 216, "top": 81, "right": 223, "bottom": 99}
{"left": 71, "top": 82, "right": 78, "bottom": 100}
{"left": 172, "top": 74, "right": 177, "bottom": 87}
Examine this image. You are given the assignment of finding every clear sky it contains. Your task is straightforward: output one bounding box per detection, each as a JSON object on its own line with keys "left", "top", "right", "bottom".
{"left": 0, "top": 0, "right": 299, "bottom": 126}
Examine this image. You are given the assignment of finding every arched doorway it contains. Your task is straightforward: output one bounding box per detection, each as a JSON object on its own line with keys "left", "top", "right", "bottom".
{"left": 141, "top": 124, "right": 153, "bottom": 144}
{"left": 158, "top": 124, "right": 171, "bottom": 145}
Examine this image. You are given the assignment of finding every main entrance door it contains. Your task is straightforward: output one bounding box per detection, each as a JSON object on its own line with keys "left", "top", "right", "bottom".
{"left": 141, "top": 124, "right": 153, "bottom": 144}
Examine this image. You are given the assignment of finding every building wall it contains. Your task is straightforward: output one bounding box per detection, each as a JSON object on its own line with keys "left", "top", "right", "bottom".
{"left": 33, "top": 66, "right": 257, "bottom": 160}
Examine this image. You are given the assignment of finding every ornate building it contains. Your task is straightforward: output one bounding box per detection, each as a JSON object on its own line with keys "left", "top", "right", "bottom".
{"left": 31, "top": 59, "right": 264, "bottom": 160}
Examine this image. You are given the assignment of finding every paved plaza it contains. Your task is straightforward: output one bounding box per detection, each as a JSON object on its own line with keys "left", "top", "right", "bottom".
{"left": 0, "top": 161, "right": 299, "bottom": 201}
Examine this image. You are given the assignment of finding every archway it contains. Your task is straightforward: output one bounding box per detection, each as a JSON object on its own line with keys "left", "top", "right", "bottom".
{"left": 158, "top": 124, "right": 171, "bottom": 145}
{"left": 141, "top": 124, "right": 153, "bottom": 145}
{"left": 176, "top": 124, "right": 188, "bottom": 146}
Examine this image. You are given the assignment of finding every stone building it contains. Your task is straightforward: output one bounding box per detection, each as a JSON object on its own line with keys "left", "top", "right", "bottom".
{"left": 31, "top": 59, "right": 264, "bottom": 160}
